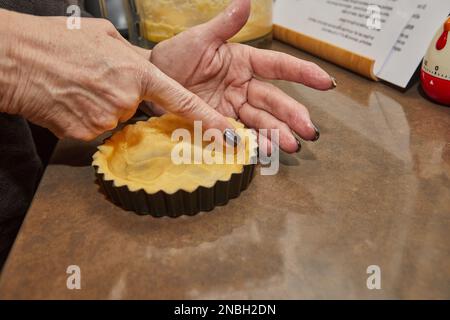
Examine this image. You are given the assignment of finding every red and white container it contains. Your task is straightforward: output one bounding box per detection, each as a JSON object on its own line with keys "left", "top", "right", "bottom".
{"left": 421, "top": 17, "right": 450, "bottom": 106}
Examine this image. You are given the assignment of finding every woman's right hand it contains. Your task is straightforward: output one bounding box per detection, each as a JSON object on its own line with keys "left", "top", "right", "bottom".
{"left": 0, "top": 9, "right": 233, "bottom": 141}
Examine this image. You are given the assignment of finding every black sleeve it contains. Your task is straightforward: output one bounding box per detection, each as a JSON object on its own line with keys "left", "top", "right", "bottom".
{"left": 0, "top": 0, "right": 91, "bottom": 17}
{"left": 0, "top": 114, "right": 43, "bottom": 270}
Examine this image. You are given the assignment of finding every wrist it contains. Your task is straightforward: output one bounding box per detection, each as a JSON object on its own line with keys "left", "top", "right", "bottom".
{"left": 0, "top": 9, "right": 20, "bottom": 114}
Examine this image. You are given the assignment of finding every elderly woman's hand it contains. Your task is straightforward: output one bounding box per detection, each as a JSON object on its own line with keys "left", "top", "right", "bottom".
{"left": 150, "top": 0, "right": 335, "bottom": 153}
{"left": 0, "top": 9, "right": 233, "bottom": 140}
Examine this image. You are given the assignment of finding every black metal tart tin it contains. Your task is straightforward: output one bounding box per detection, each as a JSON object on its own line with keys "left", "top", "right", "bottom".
{"left": 94, "top": 163, "right": 256, "bottom": 218}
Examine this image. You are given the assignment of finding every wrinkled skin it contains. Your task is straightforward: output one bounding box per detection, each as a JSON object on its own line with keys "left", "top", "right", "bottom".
{"left": 0, "top": 10, "right": 231, "bottom": 140}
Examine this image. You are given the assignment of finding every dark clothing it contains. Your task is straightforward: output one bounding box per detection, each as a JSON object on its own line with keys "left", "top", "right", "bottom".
{"left": 0, "top": 115, "right": 43, "bottom": 268}
{"left": 0, "top": 0, "right": 88, "bottom": 269}
{"left": 0, "top": 0, "right": 83, "bottom": 16}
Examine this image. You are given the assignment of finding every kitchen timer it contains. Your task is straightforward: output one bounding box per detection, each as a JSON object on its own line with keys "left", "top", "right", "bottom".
{"left": 421, "top": 17, "right": 450, "bottom": 106}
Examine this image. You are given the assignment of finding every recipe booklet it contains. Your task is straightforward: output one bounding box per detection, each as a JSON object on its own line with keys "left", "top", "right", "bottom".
{"left": 273, "top": 0, "right": 450, "bottom": 88}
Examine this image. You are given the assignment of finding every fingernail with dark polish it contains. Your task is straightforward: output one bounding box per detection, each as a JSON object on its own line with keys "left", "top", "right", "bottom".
{"left": 296, "top": 138, "right": 302, "bottom": 153}
{"left": 224, "top": 128, "right": 240, "bottom": 146}
{"left": 331, "top": 76, "right": 337, "bottom": 89}
{"left": 312, "top": 123, "right": 320, "bottom": 142}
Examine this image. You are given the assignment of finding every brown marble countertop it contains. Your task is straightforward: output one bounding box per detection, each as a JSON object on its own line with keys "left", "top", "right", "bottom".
{"left": 1, "top": 41, "right": 449, "bottom": 299}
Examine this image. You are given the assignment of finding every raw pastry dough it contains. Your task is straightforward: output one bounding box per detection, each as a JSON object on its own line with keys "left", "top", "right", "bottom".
{"left": 92, "top": 114, "right": 256, "bottom": 194}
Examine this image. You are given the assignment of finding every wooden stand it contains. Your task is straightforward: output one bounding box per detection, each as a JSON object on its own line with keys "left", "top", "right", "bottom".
{"left": 273, "top": 24, "right": 378, "bottom": 81}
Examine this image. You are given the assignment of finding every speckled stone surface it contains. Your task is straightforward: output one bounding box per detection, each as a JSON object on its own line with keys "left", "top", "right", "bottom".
{"left": 0, "top": 41, "right": 449, "bottom": 299}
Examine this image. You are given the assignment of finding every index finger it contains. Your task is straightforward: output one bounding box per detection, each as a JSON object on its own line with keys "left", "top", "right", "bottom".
{"left": 141, "top": 62, "right": 235, "bottom": 134}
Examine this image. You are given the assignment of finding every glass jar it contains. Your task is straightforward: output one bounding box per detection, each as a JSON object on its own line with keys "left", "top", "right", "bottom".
{"left": 128, "top": 0, "right": 273, "bottom": 48}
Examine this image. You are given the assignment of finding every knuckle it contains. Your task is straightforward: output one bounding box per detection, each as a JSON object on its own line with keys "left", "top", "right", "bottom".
{"left": 81, "top": 132, "right": 98, "bottom": 141}
{"left": 255, "top": 113, "right": 266, "bottom": 130}
{"left": 259, "top": 86, "right": 272, "bottom": 105}
{"left": 176, "top": 94, "right": 198, "bottom": 116}
{"left": 66, "top": 129, "right": 97, "bottom": 142}
{"left": 99, "top": 18, "right": 115, "bottom": 30}
{"left": 94, "top": 113, "right": 118, "bottom": 131}
{"left": 293, "top": 105, "right": 310, "bottom": 128}
{"left": 277, "top": 53, "right": 291, "bottom": 76}
{"left": 92, "top": 18, "right": 117, "bottom": 35}
{"left": 140, "top": 65, "right": 161, "bottom": 98}
{"left": 99, "top": 120, "right": 117, "bottom": 131}
{"left": 79, "top": 132, "right": 97, "bottom": 141}
{"left": 304, "top": 61, "right": 318, "bottom": 69}
{"left": 288, "top": 107, "right": 302, "bottom": 126}
{"left": 303, "top": 61, "right": 320, "bottom": 75}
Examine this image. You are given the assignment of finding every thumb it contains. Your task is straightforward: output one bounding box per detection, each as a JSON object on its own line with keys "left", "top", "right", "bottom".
{"left": 142, "top": 63, "right": 235, "bottom": 134}
{"left": 197, "top": 0, "right": 251, "bottom": 43}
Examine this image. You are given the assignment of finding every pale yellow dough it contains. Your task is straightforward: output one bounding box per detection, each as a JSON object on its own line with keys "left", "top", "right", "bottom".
{"left": 92, "top": 114, "right": 257, "bottom": 195}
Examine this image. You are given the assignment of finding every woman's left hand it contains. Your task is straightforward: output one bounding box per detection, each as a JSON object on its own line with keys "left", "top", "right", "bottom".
{"left": 148, "top": 0, "right": 335, "bottom": 153}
